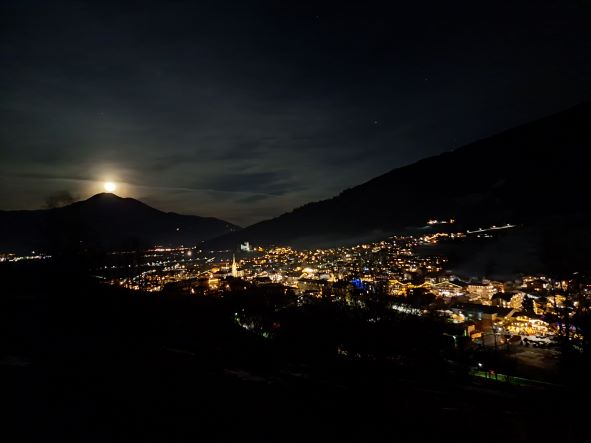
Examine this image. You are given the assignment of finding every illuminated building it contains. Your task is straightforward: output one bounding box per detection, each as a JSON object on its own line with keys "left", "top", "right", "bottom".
{"left": 451, "top": 303, "right": 513, "bottom": 332}
{"left": 466, "top": 282, "right": 495, "bottom": 300}
{"left": 431, "top": 281, "right": 464, "bottom": 297}
{"left": 231, "top": 254, "right": 238, "bottom": 278}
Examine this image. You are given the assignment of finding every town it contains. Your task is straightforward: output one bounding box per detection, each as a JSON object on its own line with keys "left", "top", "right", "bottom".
{"left": 96, "top": 223, "right": 590, "bottom": 370}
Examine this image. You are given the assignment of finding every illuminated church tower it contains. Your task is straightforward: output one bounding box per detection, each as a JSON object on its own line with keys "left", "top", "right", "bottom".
{"left": 231, "top": 254, "right": 238, "bottom": 278}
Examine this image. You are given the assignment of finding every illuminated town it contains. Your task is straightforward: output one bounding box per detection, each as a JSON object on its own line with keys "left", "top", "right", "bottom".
{"left": 93, "top": 223, "right": 590, "bottom": 356}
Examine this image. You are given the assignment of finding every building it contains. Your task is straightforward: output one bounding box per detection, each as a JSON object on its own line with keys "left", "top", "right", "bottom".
{"left": 466, "top": 282, "right": 496, "bottom": 301}
{"left": 451, "top": 303, "right": 514, "bottom": 332}
{"left": 431, "top": 281, "right": 464, "bottom": 297}
{"left": 506, "top": 315, "right": 552, "bottom": 336}
{"left": 388, "top": 279, "right": 407, "bottom": 296}
{"left": 297, "top": 278, "right": 328, "bottom": 295}
{"left": 230, "top": 254, "right": 244, "bottom": 278}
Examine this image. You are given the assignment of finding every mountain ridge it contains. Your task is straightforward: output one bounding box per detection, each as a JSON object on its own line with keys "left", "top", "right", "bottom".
{"left": 0, "top": 193, "right": 239, "bottom": 254}
{"left": 208, "top": 101, "right": 591, "bottom": 254}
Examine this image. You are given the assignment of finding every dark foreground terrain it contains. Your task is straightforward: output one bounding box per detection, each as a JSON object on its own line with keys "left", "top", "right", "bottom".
{"left": 2, "top": 261, "right": 588, "bottom": 442}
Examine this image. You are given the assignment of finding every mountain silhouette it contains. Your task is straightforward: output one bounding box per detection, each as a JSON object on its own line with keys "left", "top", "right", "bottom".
{"left": 0, "top": 193, "right": 239, "bottom": 254}
{"left": 210, "top": 102, "right": 591, "bottom": 272}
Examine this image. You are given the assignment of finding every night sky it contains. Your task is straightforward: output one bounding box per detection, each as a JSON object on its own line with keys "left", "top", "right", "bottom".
{"left": 1, "top": 0, "right": 590, "bottom": 226}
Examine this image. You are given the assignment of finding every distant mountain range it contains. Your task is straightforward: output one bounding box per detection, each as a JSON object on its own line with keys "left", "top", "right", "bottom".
{"left": 0, "top": 193, "right": 239, "bottom": 254}
{"left": 210, "top": 102, "right": 591, "bottom": 272}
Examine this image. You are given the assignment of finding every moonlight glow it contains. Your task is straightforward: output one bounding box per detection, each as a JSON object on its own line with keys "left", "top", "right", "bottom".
{"left": 104, "top": 182, "right": 117, "bottom": 193}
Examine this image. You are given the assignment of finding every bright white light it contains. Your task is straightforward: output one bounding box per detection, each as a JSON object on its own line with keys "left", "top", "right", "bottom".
{"left": 104, "top": 182, "right": 117, "bottom": 193}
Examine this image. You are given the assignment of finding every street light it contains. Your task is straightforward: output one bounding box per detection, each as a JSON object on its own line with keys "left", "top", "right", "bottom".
{"left": 443, "top": 332, "right": 458, "bottom": 349}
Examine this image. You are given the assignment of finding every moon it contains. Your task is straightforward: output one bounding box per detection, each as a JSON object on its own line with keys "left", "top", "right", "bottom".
{"left": 104, "top": 182, "right": 117, "bottom": 193}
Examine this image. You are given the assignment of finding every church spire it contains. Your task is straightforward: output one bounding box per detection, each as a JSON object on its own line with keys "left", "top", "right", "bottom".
{"left": 231, "top": 254, "right": 238, "bottom": 278}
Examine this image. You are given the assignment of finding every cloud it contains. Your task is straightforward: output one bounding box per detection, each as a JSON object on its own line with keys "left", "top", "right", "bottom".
{"left": 197, "top": 171, "right": 299, "bottom": 195}
{"left": 8, "top": 171, "right": 91, "bottom": 182}
{"left": 236, "top": 194, "right": 271, "bottom": 204}
{"left": 45, "top": 190, "right": 77, "bottom": 208}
